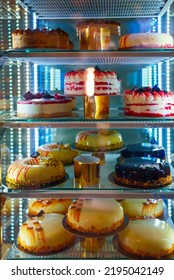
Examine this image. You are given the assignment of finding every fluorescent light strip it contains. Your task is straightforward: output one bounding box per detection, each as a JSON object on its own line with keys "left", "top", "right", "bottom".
{"left": 34, "top": 63, "right": 38, "bottom": 93}
{"left": 167, "top": 128, "right": 171, "bottom": 163}
{"left": 33, "top": 12, "right": 37, "bottom": 29}
{"left": 166, "top": 60, "right": 170, "bottom": 92}
{"left": 166, "top": 8, "right": 170, "bottom": 34}
{"left": 157, "top": 62, "right": 162, "bottom": 88}
{"left": 27, "top": 128, "right": 31, "bottom": 157}
{"left": 158, "top": 128, "right": 162, "bottom": 147}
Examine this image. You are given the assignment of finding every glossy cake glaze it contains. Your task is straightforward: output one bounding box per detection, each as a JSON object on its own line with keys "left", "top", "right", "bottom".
{"left": 114, "top": 157, "right": 172, "bottom": 188}
{"left": 120, "top": 199, "right": 164, "bottom": 219}
{"left": 121, "top": 143, "right": 166, "bottom": 159}
{"left": 124, "top": 86, "right": 174, "bottom": 117}
{"left": 17, "top": 214, "right": 75, "bottom": 254}
{"left": 66, "top": 199, "right": 124, "bottom": 234}
{"left": 75, "top": 129, "right": 123, "bottom": 151}
{"left": 118, "top": 219, "right": 174, "bottom": 258}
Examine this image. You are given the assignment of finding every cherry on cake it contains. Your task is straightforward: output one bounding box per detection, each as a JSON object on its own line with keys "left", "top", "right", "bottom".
{"left": 17, "top": 91, "right": 72, "bottom": 118}
{"left": 66, "top": 199, "right": 124, "bottom": 234}
{"left": 114, "top": 156, "right": 172, "bottom": 188}
{"left": 119, "top": 33, "right": 174, "bottom": 49}
{"left": 120, "top": 199, "right": 164, "bottom": 219}
{"left": 118, "top": 219, "right": 174, "bottom": 258}
{"left": 17, "top": 214, "right": 75, "bottom": 254}
{"left": 75, "top": 129, "right": 123, "bottom": 151}
{"left": 124, "top": 85, "right": 174, "bottom": 117}
{"left": 64, "top": 67, "right": 120, "bottom": 95}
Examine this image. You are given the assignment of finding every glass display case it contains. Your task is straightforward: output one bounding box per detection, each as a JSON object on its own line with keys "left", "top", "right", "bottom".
{"left": 0, "top": 0, "right": 174, "bottom": 260}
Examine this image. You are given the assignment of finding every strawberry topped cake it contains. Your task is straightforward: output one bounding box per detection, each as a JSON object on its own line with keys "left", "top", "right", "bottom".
{"left": 17, "top": 91, "right": 72, "bottom": 118}
{"left": 64, "top": 67, "right": 120, "bottom": 95}
{"left": 124, "top": 85, "right": 174, "bottom": 117}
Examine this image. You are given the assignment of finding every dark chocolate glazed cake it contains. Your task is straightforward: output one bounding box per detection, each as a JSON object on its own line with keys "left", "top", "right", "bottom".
{"left": 121, "top": 143, "right": 166, "bottom": 160}
{"left": 114, "top": 157, "right": 172, "bottom": 188}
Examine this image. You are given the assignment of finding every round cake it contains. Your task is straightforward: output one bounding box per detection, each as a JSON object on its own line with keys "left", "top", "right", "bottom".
{"left": 118, "top": 219, "right": 174, "bottom": 258}
{"left": 28, "top": 198, "right": 72, "bottom": 216}
{"left": 17, "top": 214, "right": 75, "bottom": 254}
{"left": 120, "top": 143, "right": 166, "bottom": 160}
{"left": 37, "top": 143, "right": 79, "bottom": 165}
{"left": 120, "top": 199, "right": 163, "bottom": 219}
{"left": 17, "top": 91, "right": 72, "bottom": 118}
{"left": 124, "top": 85, "right": 174, "bottom": 117}
{"left": 6, "top": 156, "right": 65, "bottom": 189}
{"left": 75, "top": 129, "right": 123, "bottom": 151}
{"left": 114, "top": 156, "right": 172, "bottom": 188}
{"left": 64, "top": 68, "right": 120, "bottom": 95}
{"left": 66, "top": 199, "right": 124, "bottom": 234}
{"left": 119, "top": 33, "right": 174, "bottom": 49}
{"left": 12, "top": 28, "right": 70, "bottom": 49}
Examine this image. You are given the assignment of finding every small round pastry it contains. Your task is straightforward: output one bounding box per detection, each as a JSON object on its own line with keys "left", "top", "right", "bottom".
{"left": 114, "top": 156, "right": 172, "bottom": 188}
{"left": 120, "top": 199, "right": 163, "bottom": 219}
{"left": 66, "top": 199, "right": 124, "bottom": 234}
{"left": 80, "top": 237, "right": 105, "bottom": 252}
{"left": 6, "top": 156, "right": 65, "bottom": 189}
{"left": 37, "top": 143, "right": 79, "bottom": 165}
{"left": 75, "top": 129, "right": 123, "bottom": 151}
{"left": 17, "top": 214, "right": 75, "bottom": 254}
{"left": 28, "top": 198, "right": 72, "bottom": 216}
{"left": 118, "top": 219, "right": 174, "bottom": 258}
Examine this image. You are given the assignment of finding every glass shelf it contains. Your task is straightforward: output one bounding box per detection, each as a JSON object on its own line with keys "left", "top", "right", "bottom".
{"left": 2, "top": 154, "right": 174, "bottom": 199}
{"left": 1, "top": 108, "right": 174, "bottom": 128}
{"left": 3, "top": 49, "right": 174, "bottom": 65}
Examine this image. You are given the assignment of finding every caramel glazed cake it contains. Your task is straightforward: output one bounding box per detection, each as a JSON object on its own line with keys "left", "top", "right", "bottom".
{"left": 118, "top": 219, "right": 174, "bottom": 258}
{"left": 75, "top": 129, "right": 123, "bottom": 151}
{"left": 114, "top": 157, "right": 172, "bottom": 188}
{"left": 17, "top": 214, "right": 75, "bottom": 254}
{"left": 66, "top": 199, "right": 124, "bottom": 234}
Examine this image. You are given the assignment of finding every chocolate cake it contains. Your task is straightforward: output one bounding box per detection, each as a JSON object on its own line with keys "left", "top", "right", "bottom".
{"left": 114, "top": 157, "right": 172, "bottom": 188}
{"left": 120, "top": 143, "right": 166, "bottom": 160}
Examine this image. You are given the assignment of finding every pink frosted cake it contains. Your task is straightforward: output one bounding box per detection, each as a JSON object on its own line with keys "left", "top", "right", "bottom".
{"left": 64, "top": 68, "right": 120, "bottom": 95}
{"left": 17, "top": 91, "right": 72, "bottom": 118}
{"left": 119, "top": 33, "right": 174, "bottom": 49}
{"left": 124, "top": 86, "right": 174, "bottom": 117}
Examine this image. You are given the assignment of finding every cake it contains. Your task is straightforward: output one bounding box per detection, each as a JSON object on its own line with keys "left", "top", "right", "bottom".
{"left": 114, "top": 156, "right": 172, "bottom": 188}
{"left": 17, "top": 214, "right": 75, "bottom": 254}
{"left": 64, "top": 68, "right": 120, "bottom": 96}
{"left": 17, "top": 91, "right": 72, "bottom": 118}
{"left": 124, "top": 85, "right": 174, "bottom": 117}
{"left": 37, "top": 143, "right": 79, "bottom": 165}
{"left": 120, "top": 199, "right": 164, "bottom": 219}
{"left": 12, "top": 28, "right": 70, "bottom": 49}
{"left": 75, "top": 129, "right": 123, "bottom": 151}
{"left": 119, "top": 33, "right": 174, "bottom": 49}
{"left": 76, "top": 20, "right": 120, "bottom": 50}
{"left": 28, "top": 199, "right": 72, "bottom": 216}
{"left": 66, "top": 199, "right": 124, "bottom": 234}
{"left": 118, "top": 219, "right": 174, "bottom": 258}
{"left": 120, "top": 143, "right": 166, "bottom": 160}
{"left": 6, "top": 156, "right": 65, "bottom": 189}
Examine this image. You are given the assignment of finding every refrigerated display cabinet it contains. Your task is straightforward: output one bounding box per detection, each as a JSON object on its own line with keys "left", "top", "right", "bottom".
{"left": 0, "top": 0, "right": 174, "bottom": 260}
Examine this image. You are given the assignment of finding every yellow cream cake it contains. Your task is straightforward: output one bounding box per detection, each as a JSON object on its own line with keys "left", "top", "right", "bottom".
{"left": 118, "top": 219, "right": 174, "bottom": 258}
{"left": 75, "top": 129, "right": 123, "bottom": 151}
{"left": 37, "top": 143, "right": 79, "bottom": 165}
{"left": 120, "top": 199, "right": 164, "bottom": 219}
{"left": 28, "top": 198, "right": 72, "bottom": 216}
{"left": 17, "top": 214, "right": 75, "bottom": 254}
{"left": 66, "top": 199, "right": 124, "bottom": 234}
{"left": 6, "top": 156, "right": 65, "bottom": 189}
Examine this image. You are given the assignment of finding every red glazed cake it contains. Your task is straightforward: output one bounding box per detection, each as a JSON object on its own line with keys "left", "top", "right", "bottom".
{"left": 17, "top": 91, "right": 72, "bottom": 118}
{"left": 124, "top": 86, "right": 174, "bottom": 117}
{"left": 64, "top": 67, "right": 120, "bottom": 95}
